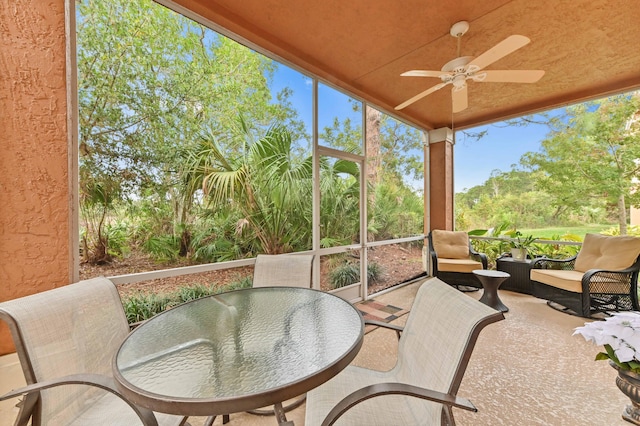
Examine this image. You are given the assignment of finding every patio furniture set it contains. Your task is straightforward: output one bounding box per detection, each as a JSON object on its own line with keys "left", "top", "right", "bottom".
{"left": 0, "top": 253, "right": 504, "bottom": 426}
{"left": 429, "top": 229, "right": 640, "bottom": 318}
{"left": 3, "top": 232, "right": 639, "bottom": 425}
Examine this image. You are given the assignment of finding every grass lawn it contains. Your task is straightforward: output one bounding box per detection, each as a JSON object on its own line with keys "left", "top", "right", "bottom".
{"left": 519, "top": 224, "right": 615, "bottom": 240}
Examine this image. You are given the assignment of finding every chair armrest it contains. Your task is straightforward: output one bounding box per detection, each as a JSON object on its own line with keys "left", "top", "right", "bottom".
{"left": 583, "top": 262, "right": 640, "bottom": 289}
{"left": 365, "top": 319, "right": 403, "bottom": 340}
{"left": 320, "top": 382, "right": 476, "bottom": 426}
{"left": 129, "top": 319, "right": 147, "bottom": 330}
{"left": 469, "top": 243, "right": 488, "bottom": 269}
{"left": 531, "top": 256, "right": 577, "bottom": 270}
{"left": 0, "top": 373, "right": 160, "bottom": 426}
{"left": 427, "top": 232, "right": 439, "bottom": 275}
{"left": 470, "top": 251, "right": 488, "bottom": 269}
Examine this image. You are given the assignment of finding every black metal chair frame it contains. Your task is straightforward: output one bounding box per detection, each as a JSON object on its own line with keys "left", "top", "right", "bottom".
{"left": 531, "top": 255, "right": 640, "bottom": 318}
{"left": 428, "top": 231, "right": 488, "bottom": 290}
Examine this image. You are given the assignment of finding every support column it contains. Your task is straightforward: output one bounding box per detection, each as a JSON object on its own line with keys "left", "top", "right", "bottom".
{"left": 0, "top": 0, "right": 73, "bottom": 354}
{"left": 428, "top": 127, "right": 454, "bottom": 231}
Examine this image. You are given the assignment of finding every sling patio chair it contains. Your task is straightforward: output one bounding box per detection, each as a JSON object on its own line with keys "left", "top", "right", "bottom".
{"left": 228, "top": 253, "right": 314, "bottom": 422}
{"left": 531, "top": 233, "right": 640, "bottom": 318}
{"left": 252, "top": 253, "right": 314, "bottom": 288}
{"left": 428, "top": 229, "right": 488, "bottom": 292}
{"left": 0, "top": 277, "right": 189, "bottom": 426}
{"left": 305, "top": 277, "right": 504, "bottom": 426}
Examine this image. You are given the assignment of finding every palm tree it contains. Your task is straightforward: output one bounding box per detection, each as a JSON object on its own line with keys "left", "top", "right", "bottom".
{"left": 185, "top": 118, "right": 313, "bottom": 255}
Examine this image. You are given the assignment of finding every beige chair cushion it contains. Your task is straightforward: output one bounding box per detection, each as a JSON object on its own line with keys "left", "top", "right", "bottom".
{"left": 432, "top": 230, "right": 470, "bottom": 260}
{"left": 531, "top": 269, "right": 584, "bottom": 293}
{"left": 574, "top": 233, "right": 640, "bottom": 273}
{"left": 437, "top": 258, "right": 483, "bottom": 273}
{"left": 531, "top": 269, "right": 630, "bottom": 294}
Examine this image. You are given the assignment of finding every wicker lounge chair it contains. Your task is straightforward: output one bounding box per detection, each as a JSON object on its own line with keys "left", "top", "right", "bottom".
{"left": 428, "top": 230, "right": 488, "bottom": 291}
{"left": 305, "top": 277, "right": 504, "bottom": 426}
{"left": 0, "top": 277, "right": 188, "bottom": 426}
{"left": 531, "top": 233, "right": 640, "bottom": 318}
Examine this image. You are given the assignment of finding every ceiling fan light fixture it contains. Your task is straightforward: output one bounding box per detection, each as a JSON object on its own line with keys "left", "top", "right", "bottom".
{"left": 452, "top": 75, "right": 467, "bottom": 89}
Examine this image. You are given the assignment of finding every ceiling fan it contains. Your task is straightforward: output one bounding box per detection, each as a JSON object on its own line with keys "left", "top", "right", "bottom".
{"left": 395, "top": 21, "right": 545, "bottom": 113}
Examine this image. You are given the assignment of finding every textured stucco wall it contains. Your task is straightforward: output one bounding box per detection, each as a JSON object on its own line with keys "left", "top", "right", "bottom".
{"left": 429, "top": 139, "right": 454, "bottom": 231}
{"left": 0, "top": 0, "right": 71, "bottom": 354}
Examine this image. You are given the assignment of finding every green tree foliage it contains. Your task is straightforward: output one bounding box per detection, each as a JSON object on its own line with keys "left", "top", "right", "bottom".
{"left": 76, "top": 0, "right": 304, "bottom": 262}
{"left": 77, "top": 0, "right": 425, "bottom": 268}
{"left": 320, "top": 108, "right": 425, "bottom": 241}
{"left": 521, "top": 93, "right": 640, "bottom": 234}
{"left": 455, "top": 169, "right": 567, "bottom": 230}
{"left": 186, "top": 119, "right": 313, "bottom": 255}
{"left": 319, "top": 158, "right": 361, "bottom": 247}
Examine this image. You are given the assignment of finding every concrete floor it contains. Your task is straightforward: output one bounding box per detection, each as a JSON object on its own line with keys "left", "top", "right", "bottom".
{"left": 0, "top": 279, "right": 631, "bottom": 425}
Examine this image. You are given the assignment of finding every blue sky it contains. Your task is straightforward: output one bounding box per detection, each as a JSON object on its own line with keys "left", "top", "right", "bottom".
{"left": 454, "top": 119, "right": 553, "bottom": 192}
{"left": 270, "top": 62, "right": 559, "bottom": 193}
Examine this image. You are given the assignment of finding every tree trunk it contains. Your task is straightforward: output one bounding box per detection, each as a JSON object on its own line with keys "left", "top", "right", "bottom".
{"left": 365, "top": 106, "right": 381, "bottom": 242}
{"left": 618, "top": 193, "right": 628, "bottom": 235}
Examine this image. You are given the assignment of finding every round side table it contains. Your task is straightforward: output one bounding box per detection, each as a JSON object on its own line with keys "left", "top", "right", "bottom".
{"left": 473, "top": 269, "right": 510, "bottom": 312}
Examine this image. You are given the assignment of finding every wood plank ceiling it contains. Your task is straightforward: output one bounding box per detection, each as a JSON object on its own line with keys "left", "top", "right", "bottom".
{"left": 168, "top": 0, "right": 640, "bottom": 130}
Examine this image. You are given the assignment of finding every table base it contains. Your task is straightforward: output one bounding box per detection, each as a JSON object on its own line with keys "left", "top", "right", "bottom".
{"left": 479, "top": 290, "right": 509, "bottom": 313}
{"left": 473, "top": 270, "right": 510, "bottom": 313}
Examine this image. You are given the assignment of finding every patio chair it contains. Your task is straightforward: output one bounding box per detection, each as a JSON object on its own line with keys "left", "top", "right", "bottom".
{"left": 305, "top": 277, "right": 504, "bottom": 426}
{"left": 252, "top": 253, "right": 314, "bottom": 288}
{"left": 226, "top": 253, "right": 314, "bottom": 422}
{"left": 428, "top": 229, "right": 488, "bottom": 291}
{"left": 0, "top": 277, "right": 188, "bottom": 426}
{"left": 531, "top": 233, "right": 640, "bottom": 318}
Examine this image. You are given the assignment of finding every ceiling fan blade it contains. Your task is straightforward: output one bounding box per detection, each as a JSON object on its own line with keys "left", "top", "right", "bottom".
{"left": 401, "top": 70, "right": 445, "bottom": 78}
{"left": 467, "top": 35, "right": 531, "bottom": 72}
{"left": 452, "top": 85, "right": 468, "bottom": 113}
{"left": 479, "top": 70, "right": 545, "bottom": 83}
{"left": 395, "top": 82, "right": 447, "bottom": 110}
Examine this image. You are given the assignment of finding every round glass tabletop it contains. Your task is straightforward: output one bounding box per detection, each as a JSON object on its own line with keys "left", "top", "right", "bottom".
{"left": 113, "top": 287, "right": 363, "bottom": 416}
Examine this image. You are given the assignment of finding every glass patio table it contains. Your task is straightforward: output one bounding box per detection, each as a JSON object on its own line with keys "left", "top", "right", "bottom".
{"left": 113, "top": 287, "right": 364, "bottom": 425}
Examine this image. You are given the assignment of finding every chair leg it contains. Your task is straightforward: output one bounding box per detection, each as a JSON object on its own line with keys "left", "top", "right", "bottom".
{"left": 454, "top": 285, "right": 479, "bottom": 293}
{"left": 203, "top": 414, "right": 230, "bottom": 426}
{"left": 246, "top": 394, "right": 306, "bottom": 416}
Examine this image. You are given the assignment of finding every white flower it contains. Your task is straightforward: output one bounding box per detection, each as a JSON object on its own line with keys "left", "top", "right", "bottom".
{"left": 615, "top": 344, "right": 636, "bottom": 363}
{"left": 626, "top": 334, "right": 640, "bottom": 351}
{"left": 574, "top": 311, "right": 640, "bottom": 365}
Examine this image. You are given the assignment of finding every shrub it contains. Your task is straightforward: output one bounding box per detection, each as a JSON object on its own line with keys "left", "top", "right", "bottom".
{"left": 143, "top": 235, "right": 179, "bottom": 261}
{"left": 367, "top": 262, "right": 382, "bottom": 282}
{"left": 121, "top": 284, "right": 211, "bottom": 323}
{"left": 329, "top": 262, "right": 382, "bottom": 289}
{"left": 219, "top": 275, "right": 253, "bottom": 292}
{"left": 176, "top": 284, "right": 217, "bottom": 303}
{"left": 122, "top": 292, "right": 173, "bottom": 324}
{"left": 329, "top": 263, "right": 360, "bottom": 289}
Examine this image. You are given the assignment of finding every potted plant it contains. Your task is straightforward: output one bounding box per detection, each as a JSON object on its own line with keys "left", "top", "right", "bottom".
{"left": 507, "top": 231, "right": 535, "bottom": 261}
{"left": 574, "top": 312, "right": 640, "bottom": 424}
